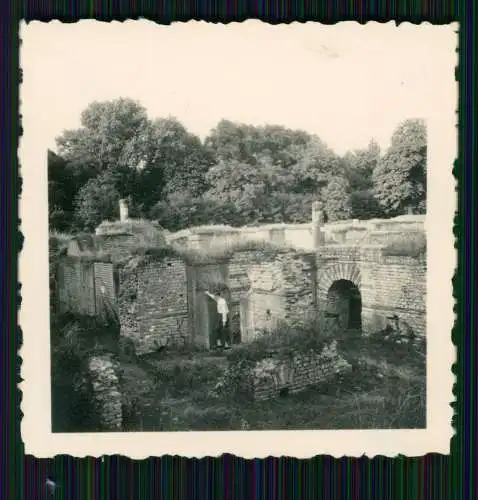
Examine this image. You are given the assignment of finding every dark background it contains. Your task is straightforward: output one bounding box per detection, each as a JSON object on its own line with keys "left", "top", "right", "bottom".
{"left": 1, "top": 1, "right": 472, "bottom": 499}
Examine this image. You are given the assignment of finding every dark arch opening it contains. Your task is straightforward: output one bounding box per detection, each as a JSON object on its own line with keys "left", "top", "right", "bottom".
{"left": 326, "top": 279, "right": 362, "bottom": 331}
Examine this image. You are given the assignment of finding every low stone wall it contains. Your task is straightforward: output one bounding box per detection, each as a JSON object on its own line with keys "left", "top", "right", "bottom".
{"left": 88, "top": 355, "right": 122, "bottom": 431}
{"left": 223, "top": 341, "right": 352, "bottom": 401}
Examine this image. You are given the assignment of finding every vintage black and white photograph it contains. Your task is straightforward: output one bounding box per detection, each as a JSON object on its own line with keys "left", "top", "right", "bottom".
{"left": 20, "top": 21, "right": 456, "bottom": 458}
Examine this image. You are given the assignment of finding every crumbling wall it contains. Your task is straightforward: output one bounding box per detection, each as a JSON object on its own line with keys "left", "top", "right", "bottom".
{"left": 281, "top": 252, "right": 316, "bottom": 326}
{"left": 229, "top": 251, "right": 286, "bottom": 341}
{"left": 88, "top": 354, "right": 122, "bottom": 431}
{"left": 117, "top": 257, "right": 189, "bottom": 355}
{"left": 222, "top": 341, "right": 352, "bottom": 401}
{"left": 99, "top": 234, "right": 140, "bottom": 262}
{"left": 228, "top": 250, "right": 316, "bottom": 341}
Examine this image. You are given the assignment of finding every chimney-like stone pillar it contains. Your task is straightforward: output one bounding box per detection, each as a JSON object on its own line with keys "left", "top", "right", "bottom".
{"left": 312, "top": 201, "right": 325, "bottom": 249}
{"left": 119, "top": 199, "right": 129, "bottom": 222}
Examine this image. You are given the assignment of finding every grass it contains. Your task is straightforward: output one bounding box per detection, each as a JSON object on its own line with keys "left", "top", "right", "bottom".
{"left": 382, "top": 231, "right": 426, "bottom": 258}
{"left": 51, "top": 312, "right": 426, "bottom": 432}
{"left": 119, "top": 239, "right": 298, "bottom": 268}
{"left": 121, "top": 330, "right": 426, "bottom": 432}
{"left": 227, "top": 315, "right": 338, "bottom": 363}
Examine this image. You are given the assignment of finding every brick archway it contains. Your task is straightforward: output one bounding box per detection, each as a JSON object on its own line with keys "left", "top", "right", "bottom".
{"left": 317, "top": 262, "right": 361, "bottom": 301}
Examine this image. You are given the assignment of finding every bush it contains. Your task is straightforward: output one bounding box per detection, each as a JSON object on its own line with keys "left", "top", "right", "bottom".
{"left": 382, "top": 231, "right": 426, "bottom": 258}
{"left": 227, "top": 314, "right": 337, "bottom": 363}
{"left": 150, "top": 196, "right": 245, "bottom": 232}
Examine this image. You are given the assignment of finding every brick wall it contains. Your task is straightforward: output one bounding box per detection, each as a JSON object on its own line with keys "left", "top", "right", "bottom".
{"left": 253, "top": 343, "right": 352, "bottom": 400}
{"left": 137, "top": 258, "right": 189, "bottom": 353}
{"left": 316, "top": 245, "right": 426, "bottom": 337}
{"left": 100, "top": 234, "right": 139, "bottom": 262}
{"left": 359, "top": 249, "right": 426, "bottom": 336}
{"left": 224, "top": 341, "right": 352, "bottom": 401}
{"left": 281, "top": 253, "right": 316, "bottom": 325}
{"left": 117, "top": 257, "right": 189, "bottom": 355}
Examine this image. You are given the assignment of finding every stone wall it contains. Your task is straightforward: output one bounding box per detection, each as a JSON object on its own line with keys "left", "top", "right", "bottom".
{"left": 99, "top": 234, "right": 140, "bottom": 262}
{"left": 169, "top": 216, "right": 424, "bottom": 251}
{"left": 56, "top": 232, "right": 427, "bottom": 355}
{"left": 88, "top": 354, "right": 122, "bottom": 431}
{"left": 228, "top": 250, "right": 317, "bottom": 340}
{"left": 224, "top": 341, "right": 352, "bottom": 401}
{"left": 359, "top": 247, "right": 426, "bottom": 336}
{"left": 281, "top": 252, "right": 316, "bottom": 325}
{"left": 316, "top": 245, "right": 426, "bottom": 337}
{"left": 117, "top": 257, "right": 189, "bottom": 355}
{"left": 229, "top": 251, "right": 289, "bottom": 341}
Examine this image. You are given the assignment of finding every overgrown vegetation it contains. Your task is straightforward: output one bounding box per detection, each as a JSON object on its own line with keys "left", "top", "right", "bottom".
{"left": 126, "top": 343, "right": 425, "bottom": 431}
{"left": 382, "top": 231, "right": 426, "bottom": 258}
{"left": 50, "top": 304, "right": 426, "bottom": 432}
{"left": 121, "top": 239, "right": 299, "bottom": 267}
{"left": 122, "top": 319, "right": 426, "bottom": 431}
{"left": 50, "top": 308, "right": 126, "bottom": 432}
{"left": 227, "top": 315, "right": 340, "bottom": 363}
{"left": 49, "top": 98, "right": 427, "bottom": 233}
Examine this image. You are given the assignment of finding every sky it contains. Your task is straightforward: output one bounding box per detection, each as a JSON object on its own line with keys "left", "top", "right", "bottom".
{"left": 21, "top": 20, "right": 456, "bottom": 155}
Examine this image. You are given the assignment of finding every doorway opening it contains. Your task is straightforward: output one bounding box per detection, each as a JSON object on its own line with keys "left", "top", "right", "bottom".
{"left": 326, "top": 279, "right": 362, "bottom": 331}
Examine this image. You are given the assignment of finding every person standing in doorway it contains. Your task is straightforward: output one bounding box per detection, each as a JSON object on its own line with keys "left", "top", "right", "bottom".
{"left": 205, "top": 290, "right": 231, "bottom": 349}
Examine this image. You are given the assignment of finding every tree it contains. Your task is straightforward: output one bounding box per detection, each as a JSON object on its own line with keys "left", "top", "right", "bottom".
{"left": 322, "top": 177, "right": 352, "bottom": 221}
{"left": 73, "top": 172, "right": 121, "bottom": 231}
{"left": 150, "top": 194, "right": 243, "bottom": 231}
{"left": 372, "top": 119, "right": 427, "bottom": 215}
{"left": 54, "top": 100, "right": 212, "bottom": 227}
{"left": 342, "top": 140, "right": 384, "bottom": 219}
{"left": 54, "top": 99, "right": 151, "bottom": 227}
{"left": 48, "top": 150, "right": 74, "bottom": 231}
{"left": 343, "top": 139, "right": 380, "bottom": 192}
{"left": 57, "top": 98, "right": 150, "bottom": 174}
{"left": 349, "top": 189, "right": 383, "bottom": 220}
{"left": 203, "top": 121, "right": 343, "bottom": 224}
{"left": 204, "top": 159, "right": 266, "bottom": 223}
{"left": 290, "top": 137, "right": 343, "bottom": 194}
{"left": 137, "top": 117, "right": 212, "bottom": 211}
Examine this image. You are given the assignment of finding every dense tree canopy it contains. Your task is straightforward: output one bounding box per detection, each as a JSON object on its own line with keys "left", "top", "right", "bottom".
{"left": 372, "top": 119, "right": 427, "bottom": 215}
{"left": 48, "top": 98, "right": 427, "bottom": 233}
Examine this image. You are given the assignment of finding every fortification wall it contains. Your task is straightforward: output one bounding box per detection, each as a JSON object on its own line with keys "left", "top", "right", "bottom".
{"left": 359, "top": 247, "right": 426, "bottom": 336}
{"left": 316, "top": 245, "right": 426, "bottom": 337}
{"left": 117, "top": 257, "right": 189, "bottom": 355}
{"left": 170, "top": 216, "right": 424, "bottom": 251}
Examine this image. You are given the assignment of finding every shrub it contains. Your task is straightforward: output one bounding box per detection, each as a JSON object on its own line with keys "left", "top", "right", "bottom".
{"left": 121, "top": 239, "right": 296, "bottom": 267}
{"left": 227, "top": 314, "right": 337, "bottom": 363}
{"left": 382, "top": 231, "right": 426, "bottom": 258}
{"left": 50, "top": 312, "right": 122, "bottom": 432}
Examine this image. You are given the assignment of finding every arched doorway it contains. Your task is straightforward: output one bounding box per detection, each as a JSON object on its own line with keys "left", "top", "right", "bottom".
{"left": 326, "top": 279, "right": 362, "bottom": 331}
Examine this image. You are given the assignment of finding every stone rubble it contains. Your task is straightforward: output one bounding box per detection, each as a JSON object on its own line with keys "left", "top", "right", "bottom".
{"left": 88, "top": 354, "right": 123, "bottom": 430}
